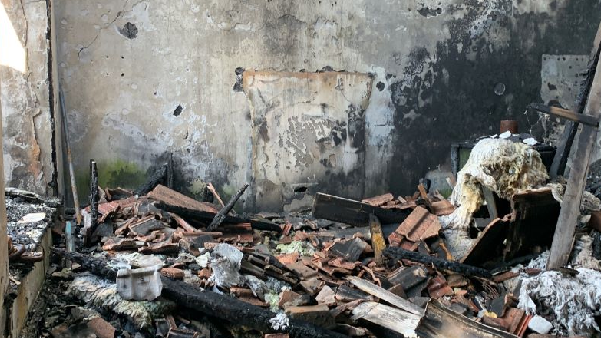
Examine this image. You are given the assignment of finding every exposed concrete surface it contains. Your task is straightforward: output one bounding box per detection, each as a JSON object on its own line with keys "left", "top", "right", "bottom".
{"left": 0, "top": 0, "right": 55, "bottom": 196}
{"left": 0, "top": 50, "right": 11, "bottom": 338}
{"left": 244, "top": 70, "right": 373, "bottom": 211}
{"left": 54, "top": 0, "right": 601, "bottom": 211}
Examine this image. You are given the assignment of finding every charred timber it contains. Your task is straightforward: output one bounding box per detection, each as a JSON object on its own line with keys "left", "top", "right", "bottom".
{"left": 384, "top": 247, "right": 492, "bottom": 279}
{"left": 208, "top": 183, "right": 249, "bottom": 230}
{"left": 313, "top": 193, "right": 411, "bottom": 227}
{"left": 135, "top": 164, "right": 168, "bottom": 196}
{"left": 155, "top": 203, "right": 281, "bottom": 233}
{"left": 89, "top": 160, "right": 99, "bottom": 239}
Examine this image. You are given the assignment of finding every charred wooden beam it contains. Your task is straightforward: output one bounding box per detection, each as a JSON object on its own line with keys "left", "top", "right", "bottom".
{"left": 166, "top": 153, "right": 175, "bottom": 189}
{"left": 52, "top": 249, "right": 346, "bottom": 338}
{"left": 384, "top": 247, "right": 492, "bottom": 279}
{"left": 208, "top": 183, "right": 249, "bottom": 230}
{"left": 528, "top": 103, "right": 599, "bottom": 127}
{"left": 87, "top": 159, "right": 99, "bottom": 245}
{"left": 155, "top": 203, "right": 281, "bottom": 233}
{"left": 135, "top": 164, "right": 167, "bottom": 196}
{"left": 312, "top": 193, "right": 411, "bottom": 227}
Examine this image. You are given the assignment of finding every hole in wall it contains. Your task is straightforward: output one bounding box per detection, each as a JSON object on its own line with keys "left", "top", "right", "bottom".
{"left": 118, "top": 22, "right": 138, "bottom": 39}
{"left": 294, "top": 186, "right": 308, "bottom": 193}
{"left": 174, "top": 105, "right": 184, "bottom": 116}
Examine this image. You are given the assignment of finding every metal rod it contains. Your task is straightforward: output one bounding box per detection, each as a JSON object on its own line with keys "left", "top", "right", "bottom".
{"left": 60, "top": 89, "right": 81, "bottom": 225}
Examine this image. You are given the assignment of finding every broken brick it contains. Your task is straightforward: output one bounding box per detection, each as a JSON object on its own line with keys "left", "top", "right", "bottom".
{"left": 276, "top": 252, "right": 299, "bottom": 265}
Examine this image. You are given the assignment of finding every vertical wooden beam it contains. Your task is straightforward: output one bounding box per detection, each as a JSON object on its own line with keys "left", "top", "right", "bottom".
{"left": 547, "top": 40, "right": 601, "bottom": 269}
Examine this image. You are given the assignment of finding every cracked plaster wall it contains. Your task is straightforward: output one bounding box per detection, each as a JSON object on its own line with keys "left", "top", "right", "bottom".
{"left": 54, "top": 0, "right": 601, "bottom": 211}
{"left": 0, "top": 0, "right": 56, "bottom": 197}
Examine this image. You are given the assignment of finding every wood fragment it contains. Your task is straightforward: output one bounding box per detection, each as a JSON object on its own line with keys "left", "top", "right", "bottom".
{"left": 348, "top": 276, "right": 424, "bottom": 316}
{"left": 416, "top": 301, "right": 518, "bottom": 338}
{"left": 529, "top": 103, "right": 599, "bottom": 127}
{"left": 369, "top": 214, "right": 385, "bottom": 265}
{"left": 313, "top": 192, "right": 410, "bottom": 227}
{"left": 136, "top": 164, "right": 167, "bottom": 196}
{"left": 207, "top": 183, "right": 226, "bottom": 209}
{"left": 87, "top": 159, "right": 99, "bottom": 245}
{"left": 384, "top": 247, "right": 492, "bottom": 278}
{"left": 208, "top": 183, "right": 249, "bottom": 230}
{"left": 418, "top": 183, "right": 432, "bottom": 207}
{"left": 351, "top": 301, "right": 422, "bottom": 337}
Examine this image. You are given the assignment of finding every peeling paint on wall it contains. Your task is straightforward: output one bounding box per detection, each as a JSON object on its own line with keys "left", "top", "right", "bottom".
{"left": 243, "top": 70, "right": 373, "bottom": 211}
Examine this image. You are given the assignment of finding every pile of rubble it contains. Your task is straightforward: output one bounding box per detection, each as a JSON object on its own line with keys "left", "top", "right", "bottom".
{"left": 19, "top": 137, "right": 600, "bottom": 338}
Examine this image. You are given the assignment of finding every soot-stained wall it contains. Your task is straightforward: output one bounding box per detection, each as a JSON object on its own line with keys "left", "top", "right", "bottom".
{"left": 0, "top": 0, "right": 58, "bottom": 197}
{"left": 54, "top": 0, "right": 601, "bottom": 211}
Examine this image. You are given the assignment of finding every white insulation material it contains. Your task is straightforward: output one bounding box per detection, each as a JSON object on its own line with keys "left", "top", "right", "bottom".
{"left": 448, "top": 138, "right": 548, "bottom": 229}
{"left": 518, "top": 268, "right": 601, "bottom": 336}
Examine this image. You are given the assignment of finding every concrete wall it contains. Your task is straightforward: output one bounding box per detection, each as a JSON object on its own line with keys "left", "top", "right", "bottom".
{"left": 0, "top": 51, "right": 12, "bottom": 338}
{"left": 53, "top": 0, "right": 601, "bottom": 211}
{"left": 0, "top": 0, "right": 57, "bottom": 197}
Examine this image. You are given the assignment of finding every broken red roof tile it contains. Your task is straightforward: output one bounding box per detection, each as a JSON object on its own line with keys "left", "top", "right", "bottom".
{"left": 429, "top": 200, "right": 455, "bottom": 216}
{"left": 148, "top": 184, "right": 218, "bottom": 213}
{"left": 362, "top": 193, "right": 395, "bottom": 207}
{"left": 388, "top": 206, "right": 441, "bottom": 243}
{"left": 276, "top": 253, "right": 299, "bottom": 265}
{"left": 161, "top": 267, "right": 185, "bottom": 280}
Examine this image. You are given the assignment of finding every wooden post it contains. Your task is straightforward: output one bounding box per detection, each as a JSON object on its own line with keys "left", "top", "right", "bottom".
{"left": 547, "top": 41, "right": 601, "bottom": 270}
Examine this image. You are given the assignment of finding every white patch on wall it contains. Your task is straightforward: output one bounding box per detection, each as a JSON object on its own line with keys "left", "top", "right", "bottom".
{"left": 539, "top": 54, "right": 588, "bottom": 150}
{"left": 244, "top": 70, "right": 373, "bottom": 211}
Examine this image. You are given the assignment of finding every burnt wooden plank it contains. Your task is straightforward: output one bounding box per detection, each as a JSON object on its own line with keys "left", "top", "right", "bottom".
{"left": 384, "top": 247, "right": 492, "bottom": 278}
{"left": 348, "top": 276, "right": 424, "bottom": 316}
{"left": 529, "top": 103, "right": 599, "bottom": 127}
{"left": 312, "top": 193, "right": 411, "bottom": 227}
{"left": 208, "top": 183, "right": 249, "bottom": 230}
{"left": 155, "top": 203, "right": 281, "bottom": 233}
{"left": 548, "top": 41, "right": 601, "bottom": 269}
{"left": 369, "top": 214, "right": 386, "bottom": 265}
{"left": 416, "top": 301, "right": 518, "bottom": 338}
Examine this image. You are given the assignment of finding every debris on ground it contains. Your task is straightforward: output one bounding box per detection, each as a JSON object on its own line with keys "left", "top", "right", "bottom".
{"left": 18, "top": 114, "right": 601, "bottom": 338}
